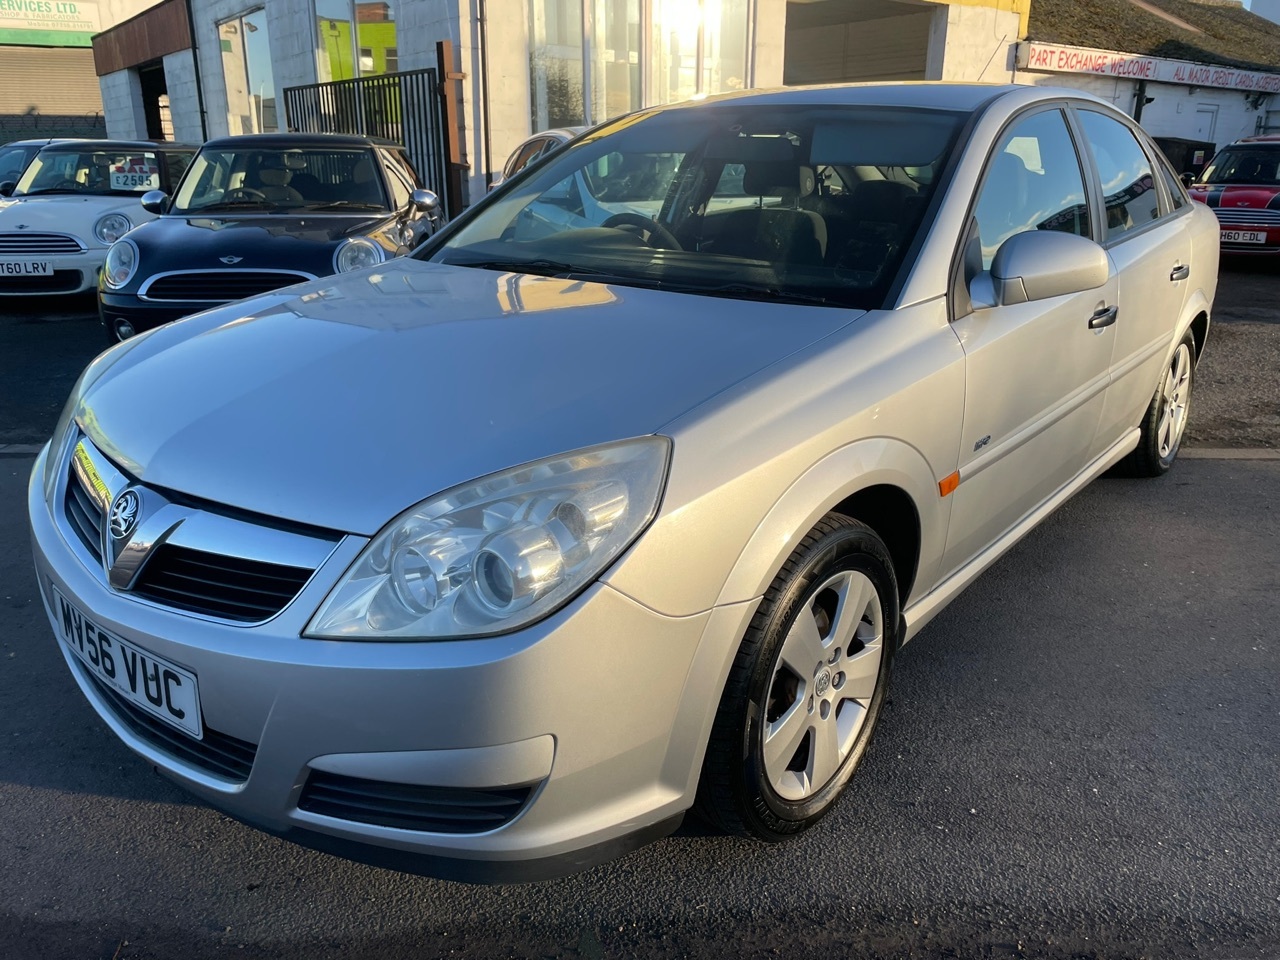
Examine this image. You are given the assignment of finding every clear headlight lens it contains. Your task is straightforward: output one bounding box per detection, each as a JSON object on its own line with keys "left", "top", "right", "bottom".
{"left": 94, "top": 213, "right": 131, "bottom": 245}
{"left": 102, "top": 239, "right": 138, "bottom": 289}
{"left": 307, "top": 437, "right": 670, "bottom": 640}
{"left": 333, "top": 236, "right": 385, "bottom": 273}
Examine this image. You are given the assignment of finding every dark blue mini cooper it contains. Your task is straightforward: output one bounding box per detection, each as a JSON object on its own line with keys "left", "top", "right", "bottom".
{"left": 99, "top": 133, "right": 440, "bottom": 341}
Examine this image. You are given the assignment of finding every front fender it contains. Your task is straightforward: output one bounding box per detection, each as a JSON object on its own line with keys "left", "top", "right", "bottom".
{"left": 714, "top": 437, "right": 946, "bottom": 611}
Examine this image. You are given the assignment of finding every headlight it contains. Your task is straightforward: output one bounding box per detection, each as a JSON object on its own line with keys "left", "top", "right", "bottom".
{"left": 102, "top": 240, "right": 138, "bottom": 289}
{"left": 306, "top": 437, "right": 670, "bottom": 640}
{"left": 333, "top": 236, "right": 385, "bottom": 273}
{"left": 94, "top": 213, "right": 131, "bottom": 245}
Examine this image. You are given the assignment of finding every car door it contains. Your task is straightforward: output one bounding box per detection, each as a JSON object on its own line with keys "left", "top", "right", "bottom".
{"left": 942, "top": 106, "right": 1118, "bottom": 574}
{"left": 1073, "top": 108, "right": 1194, "bottom": 451}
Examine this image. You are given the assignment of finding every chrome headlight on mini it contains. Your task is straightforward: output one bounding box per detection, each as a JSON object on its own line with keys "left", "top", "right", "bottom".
{"left": 333, "top": 236, "right": 385, "bottom": 273}
{"left": 94, "top": 213, "right": 132, "bottom": 245}
{"left": 307, "top": 437, "right": 670, "bottom": 640}
{"left": 102, "top": 239, "right": 138, "bottom": 289}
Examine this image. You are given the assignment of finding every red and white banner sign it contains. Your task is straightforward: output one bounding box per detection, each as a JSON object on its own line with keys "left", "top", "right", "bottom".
{"left": 1018, "top": 42, "right": 1280, "bottom": 93}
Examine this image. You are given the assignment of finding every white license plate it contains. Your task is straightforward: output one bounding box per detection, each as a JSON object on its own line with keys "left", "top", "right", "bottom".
{"left": 51, "top": 585, "right": 203, "bottom": 739}
{"left": 0, "top": 259, "right": 53, "bottom": 276}
{"left": 1221, "top": 229, "right": 1267, "bottom": 244}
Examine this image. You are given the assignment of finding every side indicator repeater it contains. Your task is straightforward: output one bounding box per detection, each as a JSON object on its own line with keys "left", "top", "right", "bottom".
{"left": 938, "top": 472, "right": 960, "bottom": 497}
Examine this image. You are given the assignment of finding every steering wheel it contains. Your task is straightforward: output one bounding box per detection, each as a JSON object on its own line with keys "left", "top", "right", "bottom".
{"left": 52, "top": 179, "right": 83, "bottom": 190}
{"left": 600, "top": 212, "right": 682, "bottom": 250}
{"left": 224, "top": 187, "right": 267, "bottom": 201}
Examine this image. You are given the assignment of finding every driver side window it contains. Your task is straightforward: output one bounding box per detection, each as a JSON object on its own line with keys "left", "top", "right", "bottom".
{"left": 973, "top": 109, "right": 1091, "bottom": 271}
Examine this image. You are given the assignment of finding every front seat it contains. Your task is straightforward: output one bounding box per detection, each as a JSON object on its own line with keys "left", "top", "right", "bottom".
{"left": 714, "top": 162, "right": 827, "bottom": 266}
{"left": 256, "top": 156, "right": 304, "bottom": 203}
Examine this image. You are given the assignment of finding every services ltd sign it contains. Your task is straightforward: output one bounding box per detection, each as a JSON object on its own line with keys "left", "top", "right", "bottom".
{"left": 0, "top": 0, "right": 101, "bottom": 46}
{"left": 1018, "top": 41, "right": 1280, "bottom": 93}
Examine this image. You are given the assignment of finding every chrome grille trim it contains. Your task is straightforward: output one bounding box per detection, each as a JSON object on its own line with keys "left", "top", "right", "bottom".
{"left": 1212, "top": 208, "right": 1280, "bottom": 226}
{"left": 0, "top": 232, "right": 85, "bottom": 254}
{"left": 138, "top": 269, "right": 316, "bottom": 303}
{"left": 56, "top": 433, "right": 343, "bottom": 625}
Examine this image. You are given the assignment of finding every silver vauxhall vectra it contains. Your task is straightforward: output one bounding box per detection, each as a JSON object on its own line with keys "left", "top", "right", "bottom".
{"left": 28, "top": 84, "right": 1217, "bottom": 882}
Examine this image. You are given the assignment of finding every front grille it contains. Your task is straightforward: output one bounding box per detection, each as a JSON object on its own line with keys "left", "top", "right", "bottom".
{"left": 0, "top": 232, "right": 83, "bottom": 254}
{"left": 82, "top": 669, "right": 257, "bottom": 781}
{"left": 298, "top": 771, "right": 534, "bottom": 833}
{"left": 1212, "top": 208, "right": 1280, "bottom": 226}
{"left": 141, "top": 271, "right": 311, "bottom": 303}
{"left": 64, "top": 470, "right": 104, "bottom": 563}
{"left": 132, "top": 544, "right": 313, "bottom": 623}
{"left": 0, "top": 270, "right": 83, "bottom": 293}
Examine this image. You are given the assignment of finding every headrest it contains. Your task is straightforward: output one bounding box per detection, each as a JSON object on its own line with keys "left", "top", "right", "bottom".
{"left": 742, "top": 162, "right": 815, "bottom": 199}
{"left": 283, "top": 151, "right": 307, "bottom": 171}
{"left": 353, "top": 158, "right": 375, "bottom": 184}
{"left": 259, "top": 167, "right": 291, "bottom": 186}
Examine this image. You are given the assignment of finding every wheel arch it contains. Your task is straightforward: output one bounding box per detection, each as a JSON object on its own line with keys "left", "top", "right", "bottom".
{"left": 715, "top": 437, "right": 944, "bottom": 617}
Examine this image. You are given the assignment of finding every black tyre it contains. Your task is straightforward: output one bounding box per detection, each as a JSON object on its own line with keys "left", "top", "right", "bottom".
{"left": 695, "top": 513, "right": 898, "bottom": 840}
{"left": 1115, "top": 330, "right": 1196, "bottom": 478}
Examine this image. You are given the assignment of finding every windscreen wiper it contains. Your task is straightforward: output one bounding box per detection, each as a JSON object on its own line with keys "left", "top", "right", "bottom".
{"left": 665, "top": 282, "right": 833, "bottom": 307}
{"left": 444, "top": 257, "right": 616, "bottom": 278}
{"left": 304, "top": 201, "right": 387, "bottom": 212}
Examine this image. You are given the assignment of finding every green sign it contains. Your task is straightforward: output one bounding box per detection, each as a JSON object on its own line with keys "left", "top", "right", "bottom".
{"left": 0, "top": 0, "right": 101, "bottom": 47}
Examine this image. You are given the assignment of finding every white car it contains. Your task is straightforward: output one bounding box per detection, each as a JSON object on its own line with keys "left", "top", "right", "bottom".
{"left": 0, "top": 140, "right": 196, "bottom": 296}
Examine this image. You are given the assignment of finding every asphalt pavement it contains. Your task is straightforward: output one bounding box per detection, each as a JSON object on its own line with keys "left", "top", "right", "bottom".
{"left": 2, "top": 271, "right": 1279, "bottom": 960}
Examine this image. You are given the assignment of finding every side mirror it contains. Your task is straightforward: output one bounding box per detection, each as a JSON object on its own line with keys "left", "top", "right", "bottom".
{"left": 1180, "top": 171, "right": 1196, "bottom": 187}
{"left": 140, "top": 190, "right": 169, "bottom": 215}
{"left": 409, "top": 188, "right": 441, "bottom": 221}
{"left": 0, "top": 181, "right": 15, "bottom": 198}
{"left": 973, "top": 230, "right": 1108, "bottom": 308}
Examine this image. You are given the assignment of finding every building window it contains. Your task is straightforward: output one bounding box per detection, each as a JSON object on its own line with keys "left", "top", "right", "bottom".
{"left": 219, "top": 9, "right": 278, "bottom": 134}
{"left": 529, "top": 0, "right": 751, "bottom": 132}
{"left": 316, "top": 0, "right": 398, "bottom": 81}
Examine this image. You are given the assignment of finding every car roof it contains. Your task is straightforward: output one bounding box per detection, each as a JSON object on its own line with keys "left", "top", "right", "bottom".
{"left": 658, "top": 82, "right": 1027, "bottom": 113}
{"left": 3, "top": 138, "right": 80, "bottom": 148}
{"left": 1238, "top": 135, "right": 1280, "bottom": 144}
{"left": 200, "top": 133, "right": 399, "bottom": 150}
{"left": 36, "top": 139, "right": 199, "bottom": 152}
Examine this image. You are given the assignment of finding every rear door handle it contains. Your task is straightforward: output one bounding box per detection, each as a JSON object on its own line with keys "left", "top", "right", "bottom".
{"left": 1170, "top": 264, "right": 1190, "bottom": 281}
{"left": 1089, "top": 305, "right": 1118, "bottom": 330}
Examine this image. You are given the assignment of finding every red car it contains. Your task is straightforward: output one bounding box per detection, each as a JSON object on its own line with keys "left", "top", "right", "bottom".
{"left": 1188, "top": 135, "right": 1280, "bottom": 254}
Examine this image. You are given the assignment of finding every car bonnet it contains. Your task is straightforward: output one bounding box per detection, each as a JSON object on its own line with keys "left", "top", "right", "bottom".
{"left": 74, "top": 258, "right": 864, "bottom": 535}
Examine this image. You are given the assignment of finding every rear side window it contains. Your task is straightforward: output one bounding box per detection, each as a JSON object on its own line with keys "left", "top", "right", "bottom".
{"left": 1078, "top": 111, "right": 1161, "bottom": 241}
{"left": 973, "top": 109, "right": 1090, "bottom": 269}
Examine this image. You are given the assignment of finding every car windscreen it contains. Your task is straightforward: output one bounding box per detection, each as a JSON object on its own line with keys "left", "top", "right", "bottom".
{"left": 0, "top": 144, "right": 37, "bottom": 184}
{"left": 424, "top": 104, "right": 967, "bottom": 310}
{"left": 1200, "top": 148, "right": 1280, "bottom": 185}
{"left": 170, "top": 147, "right": 390, "bottom": 214}
{"left": 16, "top": 149, "right": 166, "bottom": 197}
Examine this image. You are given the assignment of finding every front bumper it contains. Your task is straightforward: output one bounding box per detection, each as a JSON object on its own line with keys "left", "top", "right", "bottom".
{"left": 28, "top": 443, "right": 750, "bottom": 881}
{"left": 1214, "top": 221, "right": 1280, "bottom": 255}
{"left": 99, "top": 291, "right": 197, "bottom": 338}
{"left": 0, "top": 249, "right": 103, "bottom": 295}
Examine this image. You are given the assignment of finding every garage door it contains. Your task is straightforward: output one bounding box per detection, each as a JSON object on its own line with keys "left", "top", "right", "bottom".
{"left": 0, "top": 46, "right": 107, "bottom": 140}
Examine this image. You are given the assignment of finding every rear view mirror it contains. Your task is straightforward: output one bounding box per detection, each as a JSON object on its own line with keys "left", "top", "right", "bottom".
{"left": 978, "top": 230, "right": 1109, "bottom": 307}
{"left": 140, "top": 190, "right": 169, "bottom": 215}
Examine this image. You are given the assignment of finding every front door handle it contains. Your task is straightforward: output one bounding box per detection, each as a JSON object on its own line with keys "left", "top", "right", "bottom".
{"left": 1089, "top": 305, "right": 1118, "bottom": 330}
{"left": 1170, "top": 263, "right": 1190, "bottom": 281}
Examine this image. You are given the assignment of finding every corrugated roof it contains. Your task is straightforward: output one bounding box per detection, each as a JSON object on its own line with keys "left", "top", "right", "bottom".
{"left": 1028, "top": 0, "right": 1280, "bottom": 71}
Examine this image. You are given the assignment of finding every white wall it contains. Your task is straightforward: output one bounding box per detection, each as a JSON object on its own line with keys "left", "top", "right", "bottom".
{"left": 99, "top": 68, "right": 148, "bottom": 139}
{"left": 162, "top": 49, "right": 202, "bottom": 143}
{"left": 926, "top": 3, "right": 1019, "bottom": 82}
{"left": 98, "top": 0, "right": 165, "bottom": 29}
{"left": 1015, "top": 69, "right": 1269, "bottom": 146}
